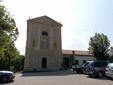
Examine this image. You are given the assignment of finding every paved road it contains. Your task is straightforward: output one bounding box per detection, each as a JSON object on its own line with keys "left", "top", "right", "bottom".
{"left": 1, "top": 70, "right": 113, "bottom": 85}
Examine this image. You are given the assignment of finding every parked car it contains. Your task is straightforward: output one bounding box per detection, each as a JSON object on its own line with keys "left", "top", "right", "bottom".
{"left": 71, "top": 63, "right": 76, "bottom": 70}
{"left": 81, "top": 61, "right": 93, "bottom": 74}
{"left": 71, "top": 64, "right": 83, "bottom": 73}
{"left": 0, "top": 71, "right": 15, "bottom": 83}
{"left": 105, "top": 63, "right": 113, "bottom": 79}
{"left": 71, "top": 61, "right": 93, "bottom": 74}
{"left": 83, "top": 61, "right": 108, "bottom": 78}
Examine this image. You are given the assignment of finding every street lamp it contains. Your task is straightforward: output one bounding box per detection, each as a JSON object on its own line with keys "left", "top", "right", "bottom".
{"left": 72, "top": 51, "right": 75, "bottom": 64}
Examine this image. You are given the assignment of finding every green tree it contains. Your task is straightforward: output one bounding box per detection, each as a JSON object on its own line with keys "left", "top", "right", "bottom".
{"left": 0, "top": 4, "right": 19, "bottom": 70}
{"left": 13, "top": 55, "right": 24, "bottom": 71}
{"left": 111, "top": 56, "right": 113, "bottom": 62}
{"left": 88, "top": 33, "right": 110, "bottom": 60}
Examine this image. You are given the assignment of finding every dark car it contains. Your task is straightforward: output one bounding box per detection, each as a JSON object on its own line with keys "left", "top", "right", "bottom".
{"left": 71, "top": 64, "right": 83, "bottom": 73}
{"left": 81, "top": 61, "right": 93, "bottom": 74}
{"left": 83, "top": 61, "right": 108, "bottom": 78}
{"left": 0, "top": 71, "right": 15, "bottom": 83}
{"left": 71, "top": 61, "right": 93, "bottom": 74}
{"left": 105, "top": 63, "right": 113, "bottom": 79}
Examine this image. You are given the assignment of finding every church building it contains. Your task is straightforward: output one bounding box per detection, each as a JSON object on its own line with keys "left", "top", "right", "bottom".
{"left": 24, "top": 15, "right": 94, "bottom": 71}
{"left": 24, "top": 16, "right": 63, "bottom": 71}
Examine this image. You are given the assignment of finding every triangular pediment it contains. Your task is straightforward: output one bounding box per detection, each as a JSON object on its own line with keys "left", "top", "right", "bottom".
{"left": 28, "top": 15, "right": 62, "bottom": 26}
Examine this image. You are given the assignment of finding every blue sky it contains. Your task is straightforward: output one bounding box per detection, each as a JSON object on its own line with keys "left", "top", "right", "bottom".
{"left": 1, "top": 0, "right": 113, "bottom": 55}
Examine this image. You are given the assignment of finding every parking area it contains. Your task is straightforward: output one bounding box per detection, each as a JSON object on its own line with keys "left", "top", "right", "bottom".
{"left": 1, "top": 70, "right": 113, "bottom": 85}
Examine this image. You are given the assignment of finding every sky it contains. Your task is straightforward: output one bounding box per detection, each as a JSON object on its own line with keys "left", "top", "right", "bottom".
{"left": 1, "top": 0, "right": 113, "bottom": 55}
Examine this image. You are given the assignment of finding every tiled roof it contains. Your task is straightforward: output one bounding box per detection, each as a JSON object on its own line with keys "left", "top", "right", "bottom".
{"left": 62, "top": 50, "right": 92, "bottom": 56}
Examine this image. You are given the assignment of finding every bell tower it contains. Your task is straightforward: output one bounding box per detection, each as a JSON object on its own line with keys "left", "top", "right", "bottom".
{"left": 24, "top": 16, "right": 63, "bottom": 71}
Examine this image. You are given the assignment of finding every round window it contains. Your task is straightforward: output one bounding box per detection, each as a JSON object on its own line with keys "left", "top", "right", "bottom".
{"left": 42, "top": 31, "right": 48, "bottom": 36}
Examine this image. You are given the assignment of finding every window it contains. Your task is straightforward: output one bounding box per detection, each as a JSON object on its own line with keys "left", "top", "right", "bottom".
{"left": 94, "top": 62, "right": 107, "bottom": 67}
{"left": 40, "top": 31, "right": 49, "bottom": 49}
{"left": 75, "top": 60, "right": 79, "bottom": 65}
{"left": 94, "top": 62, "right": 102, "bottom": 67}
{"left": 42, "top": 31, "right": 48, "bottom": 36}
{"left": 83, "top": 60, "right": 86, "bottom": 64}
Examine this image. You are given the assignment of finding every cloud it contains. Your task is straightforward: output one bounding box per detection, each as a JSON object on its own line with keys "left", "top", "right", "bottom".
{"left": 110, "top": 43, "right": 113, "bottom": 47}
{"left": 62, "top": 29, "right": 95, "bottom": 51}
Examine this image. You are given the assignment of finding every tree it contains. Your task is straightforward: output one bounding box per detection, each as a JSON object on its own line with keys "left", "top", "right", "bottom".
{"left": 88, "top": 33, "right": 110, "bottom": 60}
{"left": 108, "top": 46, "right": 113, "bottom": 62}
{"left": 14, "top": 55, "right": 24, "bottom": 71}
{"left": 0, "top": 4, "right": 20, "bottom": 70}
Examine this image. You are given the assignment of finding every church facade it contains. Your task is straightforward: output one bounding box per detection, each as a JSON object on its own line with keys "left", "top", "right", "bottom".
{"left": 24, "top": 16, "right": 63, "bottom": 71}
{"left": 24, "top": 15, "right": 94, "bottom": 71}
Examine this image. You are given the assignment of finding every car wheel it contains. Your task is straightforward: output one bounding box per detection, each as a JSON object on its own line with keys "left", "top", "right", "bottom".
{"left": 1, "top": 75, "right": 9, "bottom": 83}
{"left": 76, "top": 70, "right": 79, "bottom": 74}
{"left": 89, "top": 74, "right": 92, "bottom": 77}
{"left": 97, "top": 72, "right": 103, "bottom": 78}
{"left": 106, "top": 76, "right": 113, "bottom": 80}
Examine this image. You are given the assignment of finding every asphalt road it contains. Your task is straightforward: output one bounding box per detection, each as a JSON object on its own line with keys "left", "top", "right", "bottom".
{"left": 1, "top": 70, "right": 113, "bottom": 85}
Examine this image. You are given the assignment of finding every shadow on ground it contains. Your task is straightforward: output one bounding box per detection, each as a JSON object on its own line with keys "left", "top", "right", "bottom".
{"left": 0, "top": 80, "right": 14, "bottom": 84}
{"left": 86, "top": 75, "right": 113, "bottom": 81}
{"left": 21, "top": 70, "right": 77, "bottom": 77}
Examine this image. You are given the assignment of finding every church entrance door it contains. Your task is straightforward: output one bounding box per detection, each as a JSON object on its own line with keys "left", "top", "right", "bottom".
{"left": 42, "top": 58, "right": 47, "bottom": 68}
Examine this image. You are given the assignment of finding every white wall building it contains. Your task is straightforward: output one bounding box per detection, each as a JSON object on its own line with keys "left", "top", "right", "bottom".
{"left": 62, "top": 50, "right": 94, "bottom": 68}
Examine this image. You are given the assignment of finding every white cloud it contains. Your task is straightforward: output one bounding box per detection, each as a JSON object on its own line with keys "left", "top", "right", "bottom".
{"left": 62, "top": 29, "right": 95, "bottom": 51}
{"left": 110, "top": 43, "right": 113, "bottom": 47}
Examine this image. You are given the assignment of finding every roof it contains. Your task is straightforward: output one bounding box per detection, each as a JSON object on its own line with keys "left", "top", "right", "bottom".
{"left": 62, "top": 50, "right": 92, "bottom": 56}
{"left": 27, "top": 15, "right": 62, "bottom": 26}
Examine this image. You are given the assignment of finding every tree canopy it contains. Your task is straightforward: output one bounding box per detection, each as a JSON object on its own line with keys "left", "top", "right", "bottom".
{"left": 0, "top": 4, "right": 22, "bottom": 71}
{"left": 88, "top": 33, "right": 110, "bottom": 60}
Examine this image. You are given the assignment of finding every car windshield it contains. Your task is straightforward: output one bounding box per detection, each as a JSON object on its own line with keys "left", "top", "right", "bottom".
{"left": 85, "top": 62, "right": 93, "bottom": 67}
{"left": 82, "top": 61, "right": 93, "bottom": 67}
{"left": 108, "top": 63, "right": 113, "bottom": 69}
{"left": 82, "top": 62, "right": 89, "bottom": 67}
